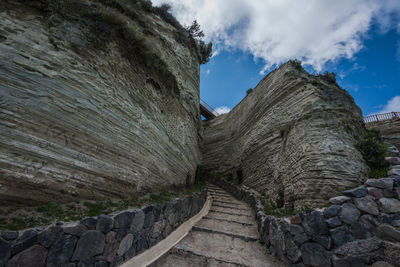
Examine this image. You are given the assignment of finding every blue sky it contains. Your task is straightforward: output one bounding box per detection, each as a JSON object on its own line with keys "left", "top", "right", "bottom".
{"left": 151, "top": 0, "right": 400, "bottom": 116}
{"left": 200, "top": 26, "right": 400, "bottom": 116}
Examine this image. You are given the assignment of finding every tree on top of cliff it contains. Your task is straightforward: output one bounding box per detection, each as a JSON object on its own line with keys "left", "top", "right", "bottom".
{"left": 186, "top": 20, "right": 212, "bottom": 64}
{"left": 187, "top": 20, "right": 205, "bottom": 39}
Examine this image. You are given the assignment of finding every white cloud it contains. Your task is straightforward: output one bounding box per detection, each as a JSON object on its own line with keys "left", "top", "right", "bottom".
{"left": 151, "top": 0, "right": 400, "bottom": 72}
{"left": 379, "top": 95, "right": 400, "bottom": 113}
{"left": 205, "top": 69, "right": 211, "bottom": 76}
{"left": 215, "top": 106, "right": 231, "bottom": 115}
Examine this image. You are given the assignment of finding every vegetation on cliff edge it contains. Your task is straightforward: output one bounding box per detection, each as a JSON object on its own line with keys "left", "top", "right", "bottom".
{"left": 356, "top": 129, "right": 389, "bottom": 178}
{"left": 0, "top": 182, "right": 206, "bottom": 231}
{"left": 12, "top": 0, "right": 212, "bottom": 95}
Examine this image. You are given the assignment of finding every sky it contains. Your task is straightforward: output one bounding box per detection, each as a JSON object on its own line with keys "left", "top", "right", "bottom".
{"left": 151, "top": 0, "right": 400, "bottom": 116}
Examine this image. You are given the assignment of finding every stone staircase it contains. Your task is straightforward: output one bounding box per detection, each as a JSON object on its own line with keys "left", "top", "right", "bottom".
{"left": 150, "top": 184, "right": 281, "bottom": 266}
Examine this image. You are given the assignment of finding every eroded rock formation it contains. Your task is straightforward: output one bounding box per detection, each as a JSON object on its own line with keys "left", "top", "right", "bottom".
{"left": 202, "top": 61, "right": 369, "bottom": 209}
{"left": 367, "top": 118, "right": 400, "bottom": 151}
{"left": 0, "top": 1, "right": 201, "bottom": 205}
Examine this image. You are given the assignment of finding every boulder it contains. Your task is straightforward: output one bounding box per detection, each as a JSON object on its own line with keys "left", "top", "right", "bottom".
{"left": 329, "top": 196, "right": 351, "bottom": 205}
{"left": 130, "top": 210, "right": 145, "bottom": 233}
{"left": 0, "top": 232, "right": 18, "bottom": 241}
{"left": 103, "top": 241, "right": 119, "bottom": 263}
{"left": 292, "top": 233, "right": 310, "bottom": 246}
{"left": 6, "top": 245, "right": 47, "bottom": 267}
{"left": 365, "top": 178, "right": 394, "bottom": 190}
{"left": 47, "top": 234, "right": 78, "bottom": 267}
{"left": 301, "top": 211, "right": 329, "bottom": 237}
{"left": 367, "top": 187, "right": 384, "bottom": 199}
{"left": 379, "top": 198, "right": 400, "bottom": 213}
{"left": 330, "top": 226, "right": 356, "bottom": 247}
{"left": 63, "top": 223, "right": 88, "bottom": 237}
{"left": 377, "top": 224, "right": 400, "bottom": 242}
{"left": 72, "top": 230, "right": 105, "bottom": 261}
{"left": 323, "top": 205, "right": 341, "bottom": 218}
{"left": 343, "top": 186, "right": 367, "bottom": 198}
{"left": 300, "top": 242, "right": 331, "bottom": 267}
{"left": 114, "top": 211, "right": 133, "bottom": 229}
{"left": 371, "top": 261, "right": 394, "bottom": 267}
{"left": 0, "top": 237, "right": 11, "bottom": 267}
{"left": 285, "top": 237, "right": 302, "bottom": 263}
{"left": 117, "top": 234, "right": 133, "bottom": 256}
{"left": 382, "top": 241, "right": 400, "bottom": 266}
{"left": 96, "top": 215, "right": 114, "bottom": 234}
{"left": 326, "top": 216, "right": 342, "bottom": 228}
{"left": 80, "top": 218, "right": 98, "bottom": 230}
{"left": 334, "top": 237, "right": 382, "bottom": 265}
{"left": 353, "top": 195, "right": 379, "bottom": 215}
{"left": 38, "top": 226, "right": 63, "bottom": 248}
{"left": 11, "top": 229, "right": 38, "bottom": 255}
{"left": 349, "top": 215, "right": 378, "bottom": 239}
{"left": 339, "top": 203, "right": 360, "bottom": 224}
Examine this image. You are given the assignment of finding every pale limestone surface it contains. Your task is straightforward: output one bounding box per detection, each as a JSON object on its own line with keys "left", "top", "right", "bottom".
{"left": 367, "top": 119, "right": 400, "bottom": 151}
{"left": 202, "top": 62, "right": 368, "bottom": 209}
{"left": 0, "top": 1, "right": 201, "bottom": 205}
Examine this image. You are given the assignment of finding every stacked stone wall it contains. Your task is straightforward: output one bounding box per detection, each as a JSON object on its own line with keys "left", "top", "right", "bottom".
{"left": 213, "top": 149, "right": 400, "bottom": 267}
{"left": 0, "top": 189, "right": 207, "bottom": 267}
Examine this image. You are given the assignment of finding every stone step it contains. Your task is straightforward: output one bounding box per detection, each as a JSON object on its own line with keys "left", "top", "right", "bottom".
{"left": 150, "top": 246, "right": 248, "bottom": 267}
{"left": 202, "top": 216, "right": 255, "bottom": 226}
{"left": 209, "top": 208, "right": 253, "bottom": 217}
{"left": 211, "top": 196, "right": 243, "bottom": 204}
{"left": 208, "top": 191, "right": 231, "bottom": 195}
{"left": 210, "top": 205, "right": 254, "bottom": 216}
{"left": 195, "top": 218, "right": 259, "bottom": 240}
{"left": 212, "top": 200, "right": 249, "bottom": 209}
{"left": 209, "top": 191, "right": 234, "bottom": 197}
{"left": 211, "top": 203, "right": 249, "bottom": 211}
{"left": 207, "top": 188, "right": 226, "bottom": 192}
{"left": 192, "top": 226, "right": 258, "bottom": 242}
{"left": 210, "top": 194, "right": 238, "bottom": 199}
{"left": 170, "top": 230, "right": 280, "bottom": 267}
{"left": 207, "top": 211, "right": 255, "bottom": 225}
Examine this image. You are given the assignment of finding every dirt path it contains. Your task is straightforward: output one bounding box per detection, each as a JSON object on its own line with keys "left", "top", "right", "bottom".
{"left": 150, "top": 184, "right": 281, "bottom": 266}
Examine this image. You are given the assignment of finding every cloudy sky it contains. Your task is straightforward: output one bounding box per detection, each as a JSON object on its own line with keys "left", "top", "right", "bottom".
{"left": 152, "top": 0, "right": 400, "bottom": 115}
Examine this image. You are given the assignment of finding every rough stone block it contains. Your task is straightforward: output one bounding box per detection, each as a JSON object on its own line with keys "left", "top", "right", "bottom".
{"left": 353, "top": 195, "right": 379, "bottom": 215}
{"left": 72, "top": 230, "right": 105, "bottom": 261}
{"left": 339, "top": 203, "right": 360, "bottom": 225}
{"left": 11, "top": 229, "right": 38, "bottom": 255}
{"left": 96, "top": 215, "right": 114, "bottom": 234}
{"left": 343, "top": 186, "right": 367, "bottom": 198}
{"left": 38, "top": 226, "right": 63, "bottom": 248}
{"left": 379, "top": 198, "right": 400, "bottom": 213}
{"left": 300, "top": 242, "right": 331, "bottom": 267}
{"left": 47, "top": 234, "right": 78, "bottom": 267}
{"left": 365, "top": 178, "right": 394, "bottom": 190}
{"left": 114, "top": 211, "right": 133, "bottom": 229}
{"left": 7, "top": 245, "right": 47, "bottom": 267}
{"left": 323, "top": 205, "right": 341, "bottom": 218}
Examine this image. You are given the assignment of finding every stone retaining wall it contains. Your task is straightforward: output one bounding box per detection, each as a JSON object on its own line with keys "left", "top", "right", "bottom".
{"left": 213, "top": 167, "right": 400, "bottom": 267}
{"left": 0, "top": 189, "right": 207, "bottom": 267}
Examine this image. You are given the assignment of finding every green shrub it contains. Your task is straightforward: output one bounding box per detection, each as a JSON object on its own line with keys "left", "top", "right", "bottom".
{"left": 356, "top": 129, "right": 388, "bottom": 177}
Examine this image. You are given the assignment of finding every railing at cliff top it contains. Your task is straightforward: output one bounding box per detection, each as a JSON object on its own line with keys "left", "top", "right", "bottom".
{"left": 364, "top": 112, "right": 400, "bottom": 123}
{"left": 200, "top": 99, "right": 219, "bottom": 119}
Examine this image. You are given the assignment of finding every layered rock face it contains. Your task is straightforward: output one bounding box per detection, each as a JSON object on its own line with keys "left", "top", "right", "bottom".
{"left": 367, "top": 119, "right": 400, "bottom": 151}
{"left": 0, "top": 1, "right": 201, "bottom": 205}
{"left": 202, "top": 62, "right": 369, "bottom": 209}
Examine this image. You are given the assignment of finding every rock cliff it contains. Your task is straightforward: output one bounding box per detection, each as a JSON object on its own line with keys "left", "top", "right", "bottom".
{"left": 202, "top": 61, "right": 369, "bottom": 209}
{"left": 367, "top": 119, "right": 400, "bottom": 151}
{"left": 0, "top": 0, "right": 201, "bottom": 205}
